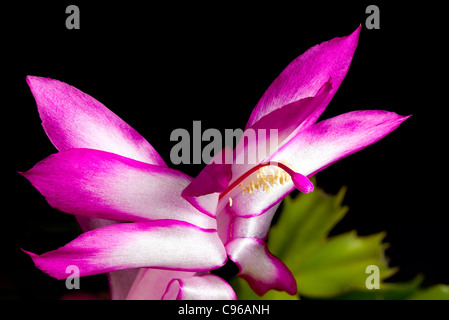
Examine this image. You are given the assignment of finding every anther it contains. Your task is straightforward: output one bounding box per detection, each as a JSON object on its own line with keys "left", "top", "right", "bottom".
{"left": 218, "top": 161, "right": 298, "bottom": 202}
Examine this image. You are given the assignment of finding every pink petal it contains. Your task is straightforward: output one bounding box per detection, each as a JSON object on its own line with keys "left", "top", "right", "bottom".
{"left": 229, "top": 80, "right": 332, "bottom": 185}
{"left": 23, "top": 220, "right": 227, "bottom": 279}
{"left": 225, "top": 238, "right": 296, "bottom": 296}
{"left": 21, "top": 148, "right": 215, "bottom": 229}
{"left": 245, "top": 79, "right": 333, "bottom": 152}
{"left": 126, "top": 268, "right": 195, "bottom": 300}
{"left": 271, "top": 110, "right": 411, "bottom": 177}
{"left": 216, "top": 207, "right": 233, "bottom": 244}
{"left": 69, "top": 208, "right": 138, "bottom": 300}
{"left": 230, "top": 203, "right": 280, "bottom": 240}
{"left": 181, "top": 147, "right": 233, "bottom": 217}
{"left": 226, "top": 184, "right": 292, "bottom": 218}
{"left": 245, "top": 26, "right": 361, "bottom": 129}
{"left": 26, "top": 76, "right": 166, "bottom": 166}
{"left": 25, "top": 76, "right": 170, "bottom": 298}
{"left": 74, "top": 216, "right": 138, "bottom": 300}
{"left": 108, "top": 269, "right": 141, "bottom": 300}
{"left": 181, "top": 162, "right": 232, "bottom": 218}
{"left": 162, "top": 274, "right": 237, "bottom": 300}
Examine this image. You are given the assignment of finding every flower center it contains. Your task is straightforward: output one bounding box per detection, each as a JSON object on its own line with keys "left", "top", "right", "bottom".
{"left": 219, "top": 161, "right": 292, "bottom": 201}
{"left": 240, "top": 165, "right": 290, "bottom": 194}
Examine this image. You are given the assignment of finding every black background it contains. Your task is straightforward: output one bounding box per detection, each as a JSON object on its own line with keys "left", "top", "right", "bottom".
{"left": 2, "top": 1, "right": 448, "bottom": 299}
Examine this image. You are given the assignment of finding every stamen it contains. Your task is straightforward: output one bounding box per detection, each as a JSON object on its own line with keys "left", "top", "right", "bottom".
{"left": 238, "top": 161, "right": 293, "bottom": 196}
{"left": 229, "top": 197, "right": 233, "bottom": 207}
{"left": 218, "top": 161, "right": 299, "bottom": 201}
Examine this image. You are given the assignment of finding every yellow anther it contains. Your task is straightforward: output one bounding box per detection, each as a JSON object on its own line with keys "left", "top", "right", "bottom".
{"left": 229, "top": 197, "right": 233, "bottom": 207}
{"left": 237, "top": 161, "right": 293, "bottom": 196}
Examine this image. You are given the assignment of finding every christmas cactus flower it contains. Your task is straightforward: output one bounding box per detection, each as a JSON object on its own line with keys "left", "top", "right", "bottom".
{"left": 21, "top": 76, "right": 235, "bottom": 300}
{"left": 181, "top": 26, "right": 410, "bottom": 295}
{"left": 21, "top": 26, "right": 410, "bottom": 300}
